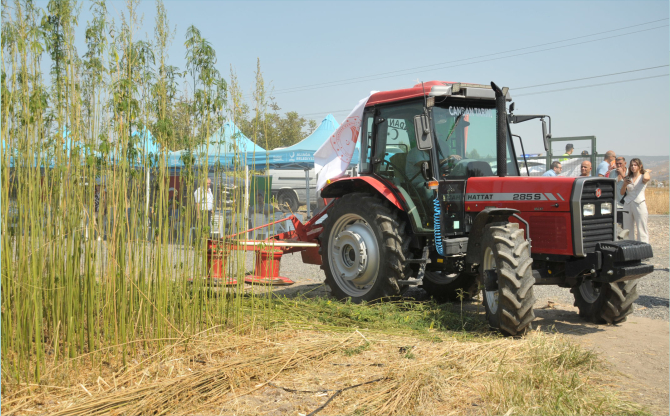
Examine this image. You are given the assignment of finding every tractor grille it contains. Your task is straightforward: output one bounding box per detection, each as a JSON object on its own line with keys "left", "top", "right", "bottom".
{"left": 576, "top": 179, "right": 616, "bottom": 254}
{"left": 582, "top": 181, "right": 616, "bottom": 202}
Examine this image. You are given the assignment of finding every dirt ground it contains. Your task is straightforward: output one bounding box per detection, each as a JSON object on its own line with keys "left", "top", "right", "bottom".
{"left": 226, "top": 214, "right": 670, "bottom": 414}
{"left": 534, "top": 304, "right": 669, "bottom": 414}
{"left": 263, "top": 215, "right": 670, "bottom": 414}
{"left": 275, "top": 282, "right": 670, "bottom": 414}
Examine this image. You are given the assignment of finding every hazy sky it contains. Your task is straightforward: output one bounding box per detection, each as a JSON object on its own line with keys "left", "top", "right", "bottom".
{"left": 59, "top": 1, "right": 670, "bottom": 155}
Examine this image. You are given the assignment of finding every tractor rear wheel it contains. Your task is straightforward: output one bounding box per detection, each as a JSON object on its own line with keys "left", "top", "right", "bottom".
{"left": 571, "top": 280, "right": 638, "bottom": 324}
{"left": 320, "top": 193, "right": 409, "bottom": 303}
{"left": 422, "top": 271, "right": 479, "bottom": 302}
{"left": 480, "top": 223, "right": 536, "bottom": 336}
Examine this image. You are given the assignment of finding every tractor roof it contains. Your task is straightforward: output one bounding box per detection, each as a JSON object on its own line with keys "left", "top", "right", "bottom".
{"left": 366, "top": 81, "right": 510, "bottom": 107}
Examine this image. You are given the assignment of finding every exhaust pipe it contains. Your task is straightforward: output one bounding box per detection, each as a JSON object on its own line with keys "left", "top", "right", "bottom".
{"left": 491, "top": 82, "right": 508, "bottom": 177}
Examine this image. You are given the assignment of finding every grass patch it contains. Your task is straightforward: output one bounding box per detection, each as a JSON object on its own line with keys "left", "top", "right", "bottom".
{"left": 343, "top": 342, "right": 371, "bottom": 356}
{"left": 262, "top": 296, "right": 489, "bottom": 337}
{"left": 479, "top": 334, "right": 649, "bottom": 415}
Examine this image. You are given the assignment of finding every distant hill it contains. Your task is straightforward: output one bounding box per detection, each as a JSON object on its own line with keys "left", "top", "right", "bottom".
{"left": 619, "top": 155, "right": 668, "bottom": 166}
{"left": 617, "top": 156, "right": 669, "bottom": 183}
{"left": 620, "top": 155, "right": 668, "bottom": 173}
{"left": 651, "top": 160, "right": 669, "bottom": 183}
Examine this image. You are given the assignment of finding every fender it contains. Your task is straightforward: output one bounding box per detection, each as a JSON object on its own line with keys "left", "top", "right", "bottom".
{"left": 465, "top": 207, "right": 520, "bottom": 266}
{"left": 320, "top": 176, "right": 407, "bottom": 212}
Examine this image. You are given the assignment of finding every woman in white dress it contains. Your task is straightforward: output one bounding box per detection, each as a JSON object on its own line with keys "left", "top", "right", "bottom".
{"left": 620, "top": 158, "right": 651, "bottom": 242}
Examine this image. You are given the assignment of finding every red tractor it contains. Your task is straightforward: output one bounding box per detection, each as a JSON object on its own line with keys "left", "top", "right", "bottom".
{"left": 316, "top": 81, "right": 654, "bottom": 336}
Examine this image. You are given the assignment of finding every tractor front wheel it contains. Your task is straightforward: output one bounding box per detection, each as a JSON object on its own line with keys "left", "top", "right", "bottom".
{"left": 571, "top": 280, "right": 638, "bottom": 324}
{"left": 320, "top": 193, "right": 409, "bottom": 303}
{"left": 480, "top": 223, "right": 536, "bottom": 336}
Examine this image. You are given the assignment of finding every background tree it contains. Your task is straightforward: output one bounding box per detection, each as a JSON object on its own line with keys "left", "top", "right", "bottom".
{"left": 184, "top": 25, "right": 227, "bottom": 148}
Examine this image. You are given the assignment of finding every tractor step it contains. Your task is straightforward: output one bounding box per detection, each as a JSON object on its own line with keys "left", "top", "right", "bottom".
{"left": 398, "top": 247, "right": 431, "bottom": 286}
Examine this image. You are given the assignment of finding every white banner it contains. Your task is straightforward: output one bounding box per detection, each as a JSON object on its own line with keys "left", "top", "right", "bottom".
{"left": 314, "top": 92, "right": 376, "bottom": 192}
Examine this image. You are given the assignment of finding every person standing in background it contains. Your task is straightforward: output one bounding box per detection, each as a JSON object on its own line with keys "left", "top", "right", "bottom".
{"left": 194, "top": 177, "right": 214, "bottom": 227}
{"left": 542, "top": 161, "right": 562, "bottom": 176}
{"left": 560, "top": 143, "right": 574, "bottom": 161}
{"left": 610, "top": 156, "right": 627, "bottom": 188}
{"left": 610, "top": 157, "right": 626, "bottom": 178}
{"left": 597, "top": 150, "right": 616, "bottom": 177}
{"left": 579, "top": 160, "right": 592, "bottom": 176}
{"left": 611, "top": 156, "right": 628, "bottom": 226}
{"left": 620, "top": 158, "right": 651, "bottom": 243}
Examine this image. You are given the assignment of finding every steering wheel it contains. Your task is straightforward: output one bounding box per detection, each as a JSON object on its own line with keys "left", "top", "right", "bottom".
{"left": 438, "top": 155, "right": 462, "bottom": 176}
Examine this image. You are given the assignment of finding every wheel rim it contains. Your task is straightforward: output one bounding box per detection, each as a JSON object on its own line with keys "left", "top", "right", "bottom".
{"left": 579, "top": 280, "right": 601, "bottom": 304}
{"left": 483, "top": 246, "right": 499, "bottom": 314}
{"left": 328, "top": 213, "right": 380, "bottom": 297}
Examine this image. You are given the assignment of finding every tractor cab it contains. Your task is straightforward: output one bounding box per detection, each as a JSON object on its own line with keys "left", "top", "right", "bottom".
{"left": 359, "top": 82, "right": 518, "bottom": 235}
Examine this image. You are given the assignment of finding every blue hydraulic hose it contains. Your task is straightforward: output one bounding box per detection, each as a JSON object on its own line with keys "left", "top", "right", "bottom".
{"left": 433, "top": 197, "right": 444, "bottom": 256}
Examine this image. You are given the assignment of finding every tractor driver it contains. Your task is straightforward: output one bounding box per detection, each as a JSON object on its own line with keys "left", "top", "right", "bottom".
{"left": 433, "top": 111, "right": 469, "bottom": 176}
{"left": 405, "top": 112, "right": 469, "bottom": 183}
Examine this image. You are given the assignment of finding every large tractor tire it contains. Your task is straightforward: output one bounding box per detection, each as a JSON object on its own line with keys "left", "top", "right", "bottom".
{"left": 320, "top": 193, "right": 409, "bottom": 303}
{"left": 571, "top": 280, "right": 638, "bottom": 324}
{"left": 422, "top": 271, "right": 479, "bottom": 302}
{"left": 480, "top": 223, "right": 536, "bottom": 336}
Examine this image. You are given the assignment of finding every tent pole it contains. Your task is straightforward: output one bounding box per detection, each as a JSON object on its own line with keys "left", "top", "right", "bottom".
{"left": 244, "top": 165, "right": 250, "bottom": 240}
{"left": 305, "top": 168, "right": 310, "bottom": 219}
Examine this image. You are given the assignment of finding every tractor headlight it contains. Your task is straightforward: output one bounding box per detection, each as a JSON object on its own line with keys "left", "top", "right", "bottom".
{"left": 583, "top": 204, "right": 595, "bottom": 217}
{"left": 601, "top": 202, "right": 612, "bottom": 215}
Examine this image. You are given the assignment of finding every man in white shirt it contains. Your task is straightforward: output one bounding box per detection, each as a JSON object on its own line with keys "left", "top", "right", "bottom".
{"left": 542, "top": 161, "right": 562, "bottom": 176}
{"left": 597, "top": 150, "right": 616, "bottom": 177}
{"left": 194, "top": 177, "right": 214, "bottom": 226}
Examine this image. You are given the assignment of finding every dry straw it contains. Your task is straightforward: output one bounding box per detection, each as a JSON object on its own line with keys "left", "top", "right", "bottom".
{"left": 646, "top": 187, "right": 669, "bottom": 215}
{"left": 1, "top": 327, "right": 644, "bottom": 416}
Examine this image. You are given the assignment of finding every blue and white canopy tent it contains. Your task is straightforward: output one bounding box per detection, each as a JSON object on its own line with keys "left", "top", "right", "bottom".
{"left": 253, "top": 114, "right": 360, "bottom": 217}
{"left": 6, "top": 127, "right": 91, "bottom": 169}
{"left": 260, "top": 114, "right": 342, "bottom": 169}
{"left": 164, "top": 116, "right": 361, "bottom": 218}
{"left": 164, "top": 122, "right": 267, "bottom": 222}
{"left": 166, "top": 121, "right": 266, "bottom": 170}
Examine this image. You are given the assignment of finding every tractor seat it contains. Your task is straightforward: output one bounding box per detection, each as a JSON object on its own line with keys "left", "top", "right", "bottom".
{"left": 450, "top": 160, "right": 495, "bottom": 177}
{"left": 466, "top": 161, "right": 494, "bottom": 177}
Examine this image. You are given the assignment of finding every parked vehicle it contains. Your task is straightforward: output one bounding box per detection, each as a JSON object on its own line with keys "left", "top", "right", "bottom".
{"left": 268, "top": 168, "right": 317, "bottom": 212}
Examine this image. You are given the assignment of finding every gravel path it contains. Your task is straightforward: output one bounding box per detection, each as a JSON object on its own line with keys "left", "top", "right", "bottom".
{"left": 273, "top": 215, "right": 669, "bottom": 320}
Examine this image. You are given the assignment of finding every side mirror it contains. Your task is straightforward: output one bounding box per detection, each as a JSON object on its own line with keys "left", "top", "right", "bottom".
{"left": 509, "top": 102, "right": 515, "bottom": 114}
{"left": 541, "top": 118, "right": 550, "bottom": 151}
{"left": 413, "top": 114, "right": 433, "bottom": 151}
